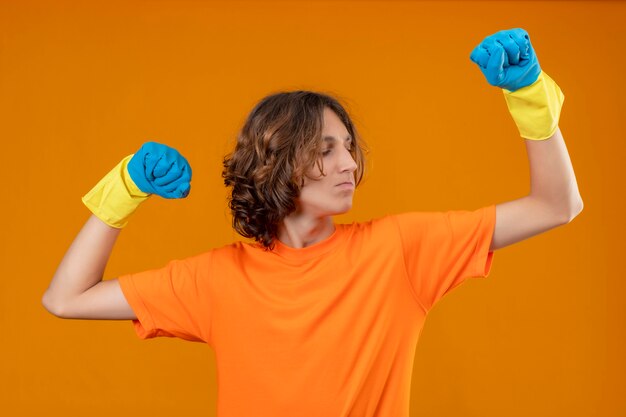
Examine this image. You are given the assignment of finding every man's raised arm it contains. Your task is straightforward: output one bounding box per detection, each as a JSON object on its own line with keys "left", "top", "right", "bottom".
{"left": 469, "top": 28, "right": 583, "bottom": 251}
{"left": 42, "top": 142, "right": 192, "bottom": 319}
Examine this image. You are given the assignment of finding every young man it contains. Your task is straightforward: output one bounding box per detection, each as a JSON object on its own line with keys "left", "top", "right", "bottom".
{"left": 42, "top": 28, "right": 582, "bottom": 416}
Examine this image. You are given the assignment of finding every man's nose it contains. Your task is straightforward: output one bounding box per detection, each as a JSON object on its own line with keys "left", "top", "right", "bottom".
{"left": 339, "top": 147, "right": 358, "bottom": 173}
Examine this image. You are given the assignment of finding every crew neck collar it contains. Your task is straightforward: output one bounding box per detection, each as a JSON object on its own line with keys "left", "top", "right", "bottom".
{"left": 271, "top": 223, "right": 346, "bottom": 261}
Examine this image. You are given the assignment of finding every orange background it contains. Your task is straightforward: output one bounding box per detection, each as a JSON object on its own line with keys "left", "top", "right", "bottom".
{"left": 1, "top": 1, "right": 623, "bottom": 416}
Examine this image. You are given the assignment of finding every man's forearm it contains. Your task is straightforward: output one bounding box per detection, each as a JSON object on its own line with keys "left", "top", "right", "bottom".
{"left": 525, "top": 126, "right": 584, "bottom": 220}
{"left": 42, "top": 214, "right": 121, "bottom": 315}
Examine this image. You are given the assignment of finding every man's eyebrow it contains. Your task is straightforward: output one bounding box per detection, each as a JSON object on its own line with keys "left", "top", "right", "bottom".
{"left": 323, "top": 135, "right": 352, "bottom": 143}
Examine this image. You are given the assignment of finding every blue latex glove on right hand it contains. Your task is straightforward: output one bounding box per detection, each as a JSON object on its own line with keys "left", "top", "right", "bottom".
{"left": 469, "top": 28, "right": 541, "bottom": 92}
{"left": 127, "top": 141, "right": 192, "bottom": 199}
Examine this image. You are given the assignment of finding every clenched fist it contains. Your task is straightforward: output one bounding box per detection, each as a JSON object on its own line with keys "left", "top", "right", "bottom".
{"left": 469, "top": 28, "right": 541, "bottom": 92}
{"left": 127, "top": 142, "right": 192, "bottom": 199}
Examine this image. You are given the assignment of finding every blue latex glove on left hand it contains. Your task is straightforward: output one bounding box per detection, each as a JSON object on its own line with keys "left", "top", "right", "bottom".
{"left": 469, "top": 28, "right": 541, "bottom": 92}
{"left": 127, "top": 141, "right": 192, "bottom": 199}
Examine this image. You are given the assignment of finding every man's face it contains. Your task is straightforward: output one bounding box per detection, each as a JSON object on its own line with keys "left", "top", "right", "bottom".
{"left": 297, "top": 107, "right": 358, "bottom": 217}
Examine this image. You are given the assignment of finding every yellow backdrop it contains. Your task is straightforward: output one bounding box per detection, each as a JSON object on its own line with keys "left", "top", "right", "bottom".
{"left": 1, "top": 0, "right": 622, "bottom": 416}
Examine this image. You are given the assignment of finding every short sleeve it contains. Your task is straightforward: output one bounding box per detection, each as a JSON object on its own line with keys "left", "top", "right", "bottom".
{"left": 117, "top": 251, "right": 213, "bottom": 344}
{"left": 393, "top": 204, "right": 496, "bottom": 313}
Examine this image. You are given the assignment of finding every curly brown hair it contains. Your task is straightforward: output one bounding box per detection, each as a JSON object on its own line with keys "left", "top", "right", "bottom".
{"left": 222, "top": 90, "right": 367, "bottom": 250}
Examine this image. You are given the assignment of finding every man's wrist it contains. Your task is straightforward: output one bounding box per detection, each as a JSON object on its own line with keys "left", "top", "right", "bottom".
{"left": 81, "top": 155, "right": 151, "bottom": 228}
{"left": 502, "top": 71, "right": 565, "bottom": 140}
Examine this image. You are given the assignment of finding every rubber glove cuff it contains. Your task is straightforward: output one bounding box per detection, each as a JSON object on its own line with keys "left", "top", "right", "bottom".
{"left": 81, "top": 154, "right": 151, "bottom": 228}
{"left": 502, "top": 70, "right": 565, "bottom": 140}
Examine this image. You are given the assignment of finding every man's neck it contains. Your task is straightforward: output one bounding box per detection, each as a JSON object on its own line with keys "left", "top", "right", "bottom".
{"left": 276, "top": 213, "right": 335, "bottom": 249}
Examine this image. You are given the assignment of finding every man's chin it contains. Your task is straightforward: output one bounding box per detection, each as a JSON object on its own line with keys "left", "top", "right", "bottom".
{"left": 333, "top": 202, "right": 353, "bottom": 216}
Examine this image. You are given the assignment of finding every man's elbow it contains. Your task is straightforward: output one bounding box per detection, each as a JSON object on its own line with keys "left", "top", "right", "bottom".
{"left": 564, "top": 198, "right": 584, "bottom": 223}
{"left": 42, "top": 291, "right": 70, "bottom": 319}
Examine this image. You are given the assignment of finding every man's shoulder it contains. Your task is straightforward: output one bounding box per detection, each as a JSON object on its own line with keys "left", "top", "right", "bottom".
{"left": 337, "top": 214, "right": 403, "bottom": 240}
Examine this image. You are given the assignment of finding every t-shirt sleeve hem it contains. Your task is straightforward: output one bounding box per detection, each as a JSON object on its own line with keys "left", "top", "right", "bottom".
{"left": 118, "top": 275, "right": 157, "bottom": 339}
{"left": 471, "top": 204, "right": 496, "bottom": 279}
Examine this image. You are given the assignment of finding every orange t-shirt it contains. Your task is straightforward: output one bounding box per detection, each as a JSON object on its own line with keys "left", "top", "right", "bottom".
{"left": 118, "top": 204, "right": 496, "bottom": 417}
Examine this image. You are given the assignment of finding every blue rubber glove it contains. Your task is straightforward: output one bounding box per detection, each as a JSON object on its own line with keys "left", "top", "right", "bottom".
{"left": 469, "top": 28, "right": 541, "bottom": 92}
{"left": 127, "top": 141, "right": 192, "bottom": 199}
